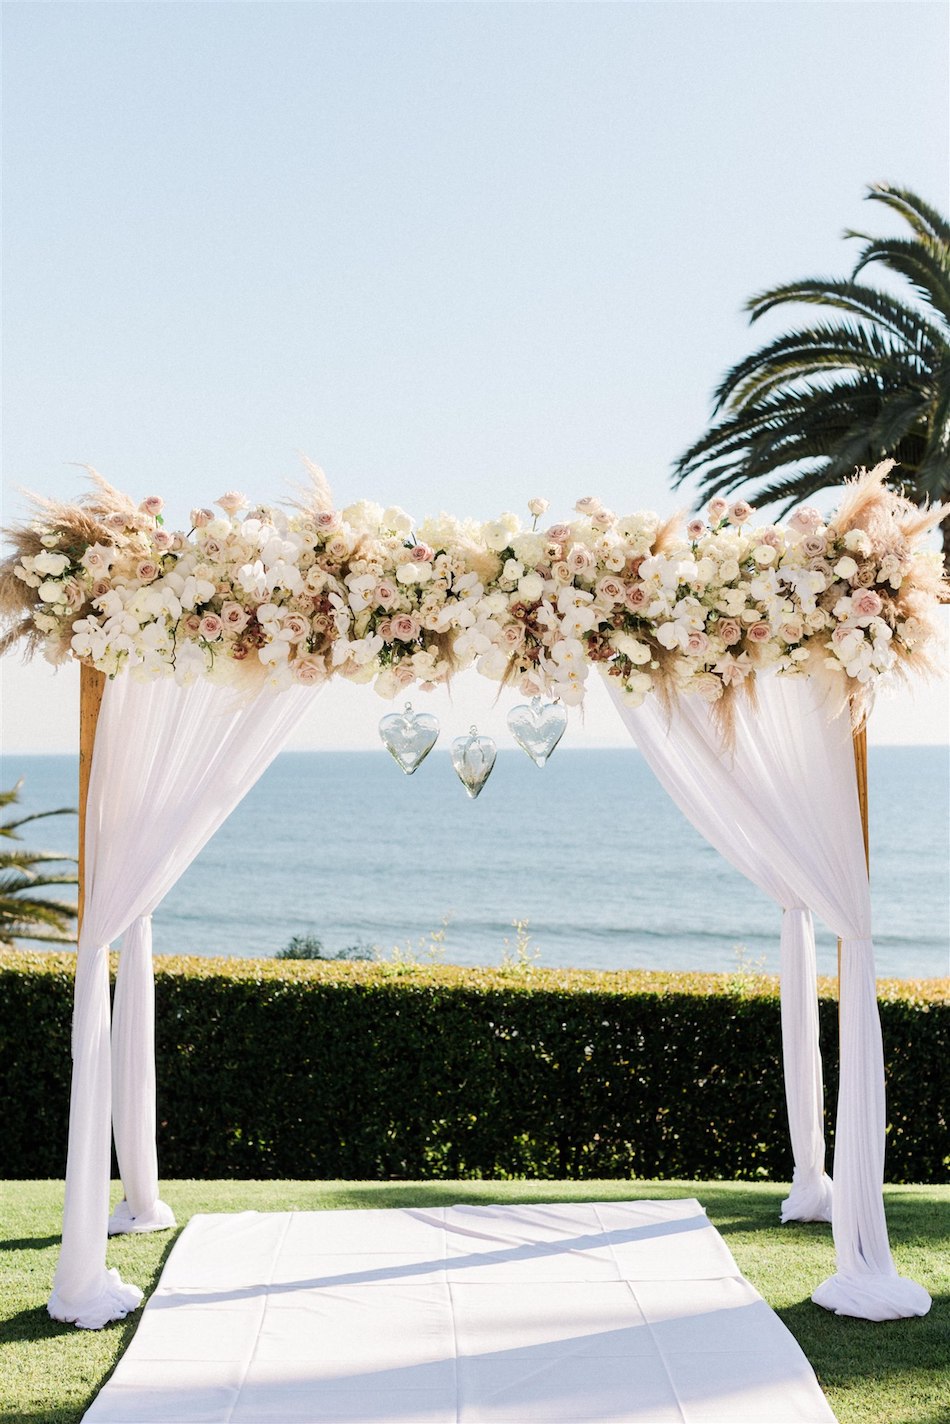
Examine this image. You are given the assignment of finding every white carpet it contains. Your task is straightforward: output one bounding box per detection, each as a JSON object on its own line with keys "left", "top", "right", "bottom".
{"left": 83, "top": 1200, "right": 837, "bottom": 1423}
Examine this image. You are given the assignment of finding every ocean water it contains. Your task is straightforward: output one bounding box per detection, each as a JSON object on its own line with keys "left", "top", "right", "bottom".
{"left": 6, "top": 747, "right": 949, "bottom": 980}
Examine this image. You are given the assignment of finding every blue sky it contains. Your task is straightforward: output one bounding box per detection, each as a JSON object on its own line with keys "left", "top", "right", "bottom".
{"left": 2, "top": 0, "right": 948, "bottom": 750}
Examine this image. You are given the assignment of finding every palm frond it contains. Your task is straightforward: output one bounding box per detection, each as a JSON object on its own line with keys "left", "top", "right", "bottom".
{"left": 848, "top": 236, "right": 950, "bottom": 320}
{"left": 746, "top": 279, "right": 947, "bottom": 348}
{"left": 864, "top": 183, "right": 950, "bottom": 246}
{"left": 1, "top": 806, "right": 77, "bottom": 839}
{"left": 714, "top": 322, "right": 933, "bottom": 412}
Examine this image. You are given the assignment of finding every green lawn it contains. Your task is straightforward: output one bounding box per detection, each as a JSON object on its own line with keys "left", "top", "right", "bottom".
{"left": 1, "top": 1179, "right": 947, "bottom": 1424}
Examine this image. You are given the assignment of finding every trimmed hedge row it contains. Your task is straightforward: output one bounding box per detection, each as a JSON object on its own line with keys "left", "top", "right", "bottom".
{"left": 1, "top": 951, "right": 947, "bottom": 1182}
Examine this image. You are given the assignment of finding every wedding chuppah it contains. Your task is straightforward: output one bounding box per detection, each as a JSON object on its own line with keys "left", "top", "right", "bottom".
{"left": 1, "top": 461, "right": 945, "bottom": 1416}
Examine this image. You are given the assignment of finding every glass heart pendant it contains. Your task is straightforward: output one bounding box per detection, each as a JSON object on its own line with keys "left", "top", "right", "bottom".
{"left": 507, "top": 696, "right": 567, "bottom": 767}
{"left": 450, "top": 725, "right": 497, "bottom": 799}
{"left": 378, "top": 702, "right": 440, "bottom": 775}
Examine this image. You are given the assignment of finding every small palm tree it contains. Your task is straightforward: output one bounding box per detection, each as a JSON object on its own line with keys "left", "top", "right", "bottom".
{"left": 0, "top": 781, "right": 77, "bottom": 947}
{"left": 673, "top": 184, "right": 950, "bottom": 555}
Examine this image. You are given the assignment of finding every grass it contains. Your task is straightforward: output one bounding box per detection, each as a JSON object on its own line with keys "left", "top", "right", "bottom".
{"left": 1, "top": 1178, "right": 947, "bottom": 1424}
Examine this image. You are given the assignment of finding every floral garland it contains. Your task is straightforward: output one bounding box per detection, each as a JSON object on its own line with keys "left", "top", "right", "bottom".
{"left": 1, "top": 463, "right": 946, "bottom": 722}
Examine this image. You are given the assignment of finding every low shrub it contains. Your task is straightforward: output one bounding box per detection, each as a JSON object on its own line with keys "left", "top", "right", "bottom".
{"left": 1, "top": 951, "right": 946, "bottom": 1181}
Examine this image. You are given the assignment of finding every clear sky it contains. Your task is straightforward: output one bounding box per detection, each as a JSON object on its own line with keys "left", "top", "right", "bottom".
{"left": 2, "top": 0, "right": 948, "bottom": 752}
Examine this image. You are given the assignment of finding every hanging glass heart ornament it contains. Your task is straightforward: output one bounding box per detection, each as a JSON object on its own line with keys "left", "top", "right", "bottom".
{"left": 378, "top": 702, "right": 440, "bottom": 775}
{"left": 451, "top": 725, "right": 497, "bottom": 799}
{"left": 507, "top": 696, "right": 568, "bottom": 767}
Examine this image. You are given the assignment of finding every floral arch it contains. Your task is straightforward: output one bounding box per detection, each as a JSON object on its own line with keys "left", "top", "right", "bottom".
{"left": 1, "top": 462, "right": 946, "bottom": 1331}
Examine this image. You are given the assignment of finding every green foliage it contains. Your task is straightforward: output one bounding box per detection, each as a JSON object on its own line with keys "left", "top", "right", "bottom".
{"left": 1, "top": 951, "right": 946, "bottom": 1182}
{"left": 0, "top": 782, "right": 77, "bottom": 947}
{"left": 674, "top": 183, "right": 950, "bottom": 554}
{"left": 275, "top": 933, "right": 374, "bottom": 961}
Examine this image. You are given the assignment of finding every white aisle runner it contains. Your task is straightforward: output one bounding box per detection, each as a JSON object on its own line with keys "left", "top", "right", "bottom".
{"left": 83, "top": 1200, "right": 837, "bottom": 1424}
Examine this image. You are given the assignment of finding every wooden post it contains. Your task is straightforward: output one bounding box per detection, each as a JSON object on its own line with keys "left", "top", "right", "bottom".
{"left": 852, "top": 723, "right": 870, "bottom": 875}
{"left": 838, "top": 720, "right": 871, "bottom": 996}
{"left": 77, "top": 663, "right": 106, "bottom": 940}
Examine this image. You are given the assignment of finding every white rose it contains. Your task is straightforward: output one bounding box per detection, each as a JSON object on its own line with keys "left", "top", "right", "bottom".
{"left": 33, "top": 551, "right": 71, "bottom": 577}
{"left": 482, "top": 519, "right": 514, "bottom": 552}
{"left": 517, "top": 572, "right": 545, "bottom": 602}
{"left": 834, "top": 556, "right": 859, "bottom": 580}
{"left": 510, "top": 531, "right": 545, "bottom": 565}
{"left": 612, "top": 632, "right": 652, "bottom": 664}
{"left": 381, "top": 505, "right": 414, "bottom": 536}
{"left": 844, "top": 528, "right": 872, "bottom": 555}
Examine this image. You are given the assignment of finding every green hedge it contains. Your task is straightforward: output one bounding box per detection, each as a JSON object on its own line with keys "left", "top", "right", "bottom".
{"left": 1, "top": 951, "right": 947, "bottom": 1182}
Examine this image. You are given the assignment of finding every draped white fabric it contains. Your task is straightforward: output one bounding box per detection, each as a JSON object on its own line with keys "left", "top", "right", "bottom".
{"left": 608, "top": 671, "right": 931, "bottom": 1321}
{"left": 48, "top": 674, "right": 322, "bottom": 1329}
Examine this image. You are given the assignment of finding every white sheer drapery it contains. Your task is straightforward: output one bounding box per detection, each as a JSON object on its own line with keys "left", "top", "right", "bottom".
{"left": 608, "top": 670, "right": 931, "bottom": 1321}
{"left": 48, "top": 673, "right": 321, "bottom": 1329}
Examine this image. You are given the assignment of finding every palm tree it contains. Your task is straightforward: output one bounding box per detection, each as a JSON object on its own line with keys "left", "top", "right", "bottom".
{"left": 0, "top": 781, "right": 77, "bottom": 947}
{"left": 673, "top": 184, "right": 950, "bottom": 555}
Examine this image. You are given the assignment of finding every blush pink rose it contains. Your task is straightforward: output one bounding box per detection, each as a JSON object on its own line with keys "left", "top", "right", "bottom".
{"left": 852, "top": 588, "right": 883, "bottom": 618}
{"left": 393, "top": 664, "right": 416, "bottom": 687}
{"left": 717, "top": 619, "right": 742, "bottom": 645}
{"left": 315, "top": 510, "right": 340, "bottom": 530}
{"left": 391, "top": 613, "right": 421, "bottom": 641}
{"left": 216, "top": 491, "right": 248, "bottom": 516}
{"left": 136, "top": 560, "right": 159, "bottom": 582}
{"left": 375, "top": 580, "right": 398, "bottom": 608}
{"left": 63, "top": 579, "right": 85, "bottom": 611}
{"left": 191, "top": 507, "right": 214, "bottom": 529}
{"left": 221, "top": 602, "right": 250, "bottom": 633}
{"left": 501, "top": 623, "right": 526, "bottom": 649}
{"left": 293, "top": 655, "right": 325, "bottom": 685}
{"left": 567, "top": 545, "right": 596, "bottom": 576}
{"left": 552, "top": 561, "right": 573, "bottom": 584}
{"left": 546, "top": 524, "right": 572, "bottom": 543}
{"left": 686, "top": 518, "right": 706, "bottom": 540}
{"left": 686, "top": 630, "right": 709, "bottom": 655}
{"left": 104, "top": 512, "right": 129, "bottom": 532}
{"left": 728, "top": 500, "right": 754, "bottom": 526}
{"left": 199, "top": 614, "right": 223, "bottom": 640}
{"left": 281, "top": 613, "right": 310, "bottom": 641}
{"left": 596, "top": 575, "right": 625, "bottom": 603}
{"left": 377, "top": 618, "right": 394, "bottom": 641}
{"left": 574, "top": 496, "right": 601, "bottom": 515}
{"left": 707, "top": 497, "right": 729, "bottom": 521}
{"left": 410, "top": 542, "right": 434, "bottom": 563}
{"left": 747, "top": 621, "right": 772, "bottom": 643}
{"left": 140, "top": 496, "right": 164, "bottom": 517}
{"left": 153, "top": 530, "right": 173, "bottom": 551}
{"left": 181, "top": 613, "right": 201, "bottom": 636}
{"left": 788, "top": 506, "right": 823, "bottom": 534}
{"left": 801, "top": 534, "right": 827, "bottom": 558}
{"left": 625, "top": 582, "right": 649, "bottom": 610}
